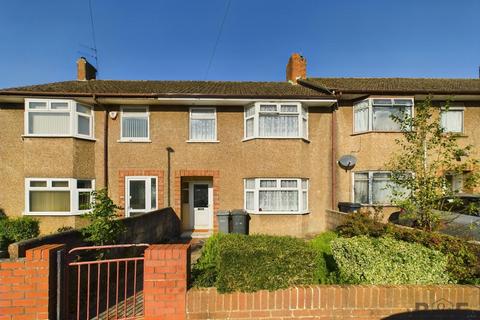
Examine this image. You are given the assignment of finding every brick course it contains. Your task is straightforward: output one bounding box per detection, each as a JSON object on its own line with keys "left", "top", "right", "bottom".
{"left": 186, "top": 285, "right": 480, "bottom": 320}
{"left": 0, "top": 244, "right": 64, "bottom": 320}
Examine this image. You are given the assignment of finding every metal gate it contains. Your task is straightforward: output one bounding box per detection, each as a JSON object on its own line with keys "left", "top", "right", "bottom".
{"left": 66, "top": 244, "right": 149, "bottom": 320}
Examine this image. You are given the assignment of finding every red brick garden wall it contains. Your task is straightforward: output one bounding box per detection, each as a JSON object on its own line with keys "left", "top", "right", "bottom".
{"left": 0, "top": 244, "right": 64, "bottom": 320}
{"left": 186, "top": 285, "right": 480, "bottom": 320}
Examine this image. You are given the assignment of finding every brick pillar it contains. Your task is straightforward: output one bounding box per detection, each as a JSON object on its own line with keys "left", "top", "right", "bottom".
{"left": 143, "top": 244, "right": 190, "bottom": 320}
{"left": 0, "top": 244, "right": 65, "bottom": 320}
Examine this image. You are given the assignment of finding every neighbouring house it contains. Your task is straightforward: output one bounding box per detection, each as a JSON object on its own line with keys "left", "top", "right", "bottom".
{"left": 0, "top": 54, "right": 479, "bottom": 236}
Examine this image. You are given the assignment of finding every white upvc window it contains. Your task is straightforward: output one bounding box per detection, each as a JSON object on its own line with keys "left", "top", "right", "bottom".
{"left": 353, "top": 171, "right": 396, "bottom": 205}
{"left": 189, "top": 107, "right": 217, "bottom": 141}
{"left": 244, "top": 102, "right": 308, "bottom": 140}
{"left": 25, "top": 99, "right": 94, "bottom": 139}
{"left": 25, "top": 178, "right": 95, "bottom": 215}
{"left": 120, "top": 106, "right": 150, "bottom": 141}
{"left": 244, "top": 178, "right": 308, "bottom": 214}
{"left": 441, "top": 103, "right": 464, "bottom": 133}
{"left": 353, "top": 98, "right": 413, "bottom": 133}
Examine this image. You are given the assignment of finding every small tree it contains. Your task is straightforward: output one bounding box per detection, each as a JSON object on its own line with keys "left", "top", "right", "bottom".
{"left": 82, "top": 189, "right": 125, "bottom": 246}
{"left": 387, "top": 98, "right": 480, "bottom": 230}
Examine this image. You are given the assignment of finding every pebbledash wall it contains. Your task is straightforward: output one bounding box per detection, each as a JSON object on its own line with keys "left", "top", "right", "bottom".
{"left": 1, "top": 243, "right": 479, "bottom": 320}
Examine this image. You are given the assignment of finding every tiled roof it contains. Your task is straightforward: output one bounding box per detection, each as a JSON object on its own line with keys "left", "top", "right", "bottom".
{"left": 300, "top": 78, "right": 480, "bottom": 94}
{"left": 0, "top": 80, "right": 331, "bottom": 99}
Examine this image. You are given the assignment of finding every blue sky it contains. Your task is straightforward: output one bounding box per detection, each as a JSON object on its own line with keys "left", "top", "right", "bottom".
{"left": 0, "top": 0, "right": 479, "bottom": 88}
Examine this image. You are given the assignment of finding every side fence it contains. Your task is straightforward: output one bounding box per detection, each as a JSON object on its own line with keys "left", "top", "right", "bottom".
{"left": 1, "top": 242, "right": 479, "bottom": 320}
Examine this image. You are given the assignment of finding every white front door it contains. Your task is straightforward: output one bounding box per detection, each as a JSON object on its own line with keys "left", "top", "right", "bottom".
{"left": 189, "top": 181, "right": 213, "bottom": 229}
{"left": 125, "top": 176, "right": 157, "bottom": 217}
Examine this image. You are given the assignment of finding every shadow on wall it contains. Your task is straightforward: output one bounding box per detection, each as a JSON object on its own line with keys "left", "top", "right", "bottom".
{"left": 8, "top": 207, "right": 182, "bottom": 258}
{"left": 383, "top": 309, "right": 480, "bottom": 320}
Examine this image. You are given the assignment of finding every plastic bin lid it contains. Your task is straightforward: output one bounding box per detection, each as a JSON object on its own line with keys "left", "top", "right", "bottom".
{"left": 231, "top": 209, "right": 248, "bottom": 215}
{"left": 217, "top": 210, "right": 230, "bottom": 216}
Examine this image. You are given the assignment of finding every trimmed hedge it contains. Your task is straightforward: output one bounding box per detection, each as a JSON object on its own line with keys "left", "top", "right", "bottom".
{"left": 336, "top": 211, "right": 480, "bottom": 283}
{"left": 0, "top": 217, "right": 40, "bottom": 251}
{"left": 309, "top": 231, "right": 338, "bottom": 284}
{"left": 192, "top": 234, "right": 318, "bottom": 293}
{"left": 332, "top": 236, "right": 450, "bottom": 285}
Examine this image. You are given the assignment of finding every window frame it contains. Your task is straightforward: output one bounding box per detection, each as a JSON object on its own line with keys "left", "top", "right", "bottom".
{"left": 243, "top": 102, "right": 308, "bottom": 140}
{"left": 24, "top": 178, "right": 95, "bottom": 216}
{"left": 24, "top": 98, "right": 95, "bottom": 140}
{"left": 125, "top": 176, "right": 158, "bottom": 217}
{"left": 188, "top": 107, "right": 218, "bottom": 142}
{"left": 120, "top": 106, "right": 150, "bottom": 142}
{"left": 352, "top": 171, "right": 395, "bottom": 205}
{"left": 353, "top": 98, "right": 414, "bottom": 134}
{"left": 440, "top": 103, "right": 464, "bottom": 134}
{"left": 244, "top": 178, "right": 309, "bottom": 214}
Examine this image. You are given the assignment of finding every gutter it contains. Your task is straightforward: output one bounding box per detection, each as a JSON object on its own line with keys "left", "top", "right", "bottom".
{"left": 0, "top": 90, "right": 334, "bottom": 100}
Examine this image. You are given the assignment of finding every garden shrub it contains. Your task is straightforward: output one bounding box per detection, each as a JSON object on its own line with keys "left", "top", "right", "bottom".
{"left": 193, "top": 233, "right": 318, "bottom": 293}
{"left": 309, "top": 231, "right": 338, "bottom": 284}
{"left": 191, "top": 233, "right": 224, "bottom": 287}
{"left": 331, "top": 236, "right": 450, "bottom": 285}
{"left": 0, "top": 216, "right": 40, "bottom": 251}
{"left": 336, "top": 211, "right": 480, "bottom": 283}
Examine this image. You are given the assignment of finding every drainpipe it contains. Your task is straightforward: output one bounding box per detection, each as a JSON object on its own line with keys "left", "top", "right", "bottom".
{"left": 331, "top": 102, "right": 338, "bottom": 210}
{"left": 93, "top": 94, "right": 109, "bottom": 190}
{"left": 166, "top": 147, "right": 175, "bottom": 207}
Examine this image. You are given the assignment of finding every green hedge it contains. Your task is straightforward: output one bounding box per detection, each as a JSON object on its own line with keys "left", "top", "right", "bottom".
{"left": 0, "top": 217, "right": 40, "bottom": 251}
{"left": 192, "top": 234, "right": 318, "bottom": 293}
{"left": 336, "top": 211, "right": 480, "bottom": 283}
{"left": 309, "top": 231, "right": 338, "bottom": 284}
{"left": 331, "top": 236, "right": 450, "bottom": 285}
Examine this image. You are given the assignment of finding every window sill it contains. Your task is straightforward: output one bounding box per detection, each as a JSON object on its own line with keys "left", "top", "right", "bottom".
{"left": 23, "top": 212, "right": 86, "bottom": 216}
{"left": 242, "top": 137, "right": 310, "bottom": 143}
{"left": 350, "top": 131, "right": 407, "bottom": 136}
{"left": 248, "top": 211, "right": 310, "bottom": 215}
{"left": 22, "top": 135, "right": 96, "bottom": 142}
{"left": 117, "top": 139, "right": 152, "bottom": 143}
{"left": 186, "top": 140, "right": 220, "bottom": 143}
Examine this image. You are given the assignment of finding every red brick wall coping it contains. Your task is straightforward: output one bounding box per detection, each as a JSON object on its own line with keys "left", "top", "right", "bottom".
{"left": 186, "top": 285, "right": 480, "bottom": 320}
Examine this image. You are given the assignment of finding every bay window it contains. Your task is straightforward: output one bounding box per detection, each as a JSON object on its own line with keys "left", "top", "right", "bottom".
{"left": 353, "top": 98, "right": 413, "bottom": 133}
{"left": 189, "top": 108, "right": 217, "bottom": 141}
{"left": 25, "top": 99, "right": 94, "bottom": 139}
{"left": 244, "top": 178, "right": 308, "bottom": 214}
{"left": 244, "top": 102, "right": 308, "bottom": 139}
{"left": 441, "top": 104, "right": 464, "bottom": 133}
{"left": 25, "top": 178, "right": 95, "bottom": 215}
{"left": 120, "top": 106, "right": 150, "bottom": 141}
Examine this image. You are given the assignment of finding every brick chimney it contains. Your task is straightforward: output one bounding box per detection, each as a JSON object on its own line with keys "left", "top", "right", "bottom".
{"left": 77, "top": 57, "right": 97, "bottom": 81}
{"left": 286, "top": 53, "right": 306, "bottom": 84}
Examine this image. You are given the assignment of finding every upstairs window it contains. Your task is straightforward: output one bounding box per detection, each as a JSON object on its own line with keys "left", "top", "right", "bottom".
{"left": 354, "top": 98, "right": 413, "bottom": 133}
{"left": 25, "top": 178, "right": 95, "bottom": 215}
{"left": 244, "top": 178, "right": 308, "bottom": 214}
{"left": 25, "top": 99, "right": 94, "bottom": 139}
{"left": 189, "top": 108, "right": 217, "bottom": 141}
{"left": 244, "top": 102, "right": 308, "bottom": 140}
{"left": 120, "top": 107, "right": 150, "bottom": 141}
{"left": 441, "top": 104, "right": 464, "bottom": 133}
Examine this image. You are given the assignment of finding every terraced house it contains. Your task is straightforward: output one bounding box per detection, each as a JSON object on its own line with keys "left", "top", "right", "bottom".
{"left": 0, "top": 54, "right": 479, "bottom": 236}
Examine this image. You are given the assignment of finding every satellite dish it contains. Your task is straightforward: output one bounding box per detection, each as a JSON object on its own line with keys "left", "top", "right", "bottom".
{"left": 338, "top": 155, "right": 357, "bottom": 171}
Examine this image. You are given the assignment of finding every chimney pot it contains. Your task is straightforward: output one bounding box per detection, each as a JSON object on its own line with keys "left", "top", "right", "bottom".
{"left": 286, "top": 53, "right": 306, "bottom": 84}
{"left": 77, "top": 57, "right": 97, "bottom": 81}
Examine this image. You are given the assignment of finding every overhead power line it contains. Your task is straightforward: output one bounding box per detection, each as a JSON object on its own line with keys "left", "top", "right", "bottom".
{"left": 88, "top": 0, "right": 99, "bottom": 72}
{"left": 204, "top": 0, "right": 232, "bottom": 80}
